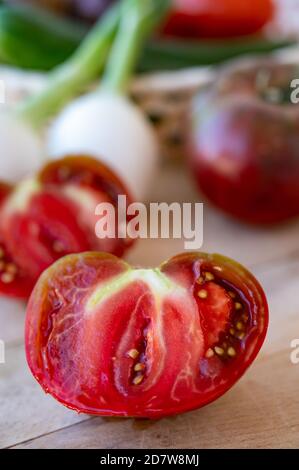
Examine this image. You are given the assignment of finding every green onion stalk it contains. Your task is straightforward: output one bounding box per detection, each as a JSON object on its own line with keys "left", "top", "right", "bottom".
{"left": 0, "top": 3, "right": 121, "bottom": 184}
{"left": 47, "top": 0, "right": 170, "bottom": 201}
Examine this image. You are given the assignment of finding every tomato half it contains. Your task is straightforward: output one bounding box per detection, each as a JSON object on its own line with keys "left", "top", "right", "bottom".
{"left": 162, "top": 0, "right": 274, "bottom": 38}
{"left": 0, "top": 182, "right": 35, "bottom": 299}
{"left": 26, "top": 251, "right": 268, "bottom": 418}
{"left": 0, "top": 156, "right": 133, "bottom": 281}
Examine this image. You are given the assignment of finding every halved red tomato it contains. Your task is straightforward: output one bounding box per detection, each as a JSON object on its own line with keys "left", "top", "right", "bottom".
{"left": 0, "top": 181, "right": 35, "bottom": 299}
{"left": 0, "top": 156, "right": 133, "bottom": 281}
{"left": 26, "top": 251, "right": 268, "bottom": 418}
{"left": 40, "top": 156, "right": 134, "bottom": 256}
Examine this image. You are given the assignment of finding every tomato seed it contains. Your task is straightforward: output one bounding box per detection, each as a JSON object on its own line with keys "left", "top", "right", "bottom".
{"left": 198, "top": 289, "right": 208, "bottom": 299}
{"left": 227, "top": 347, "right": 236, "bottom": 357}
{"left": 235, "top": 302, "right": 242, "bottom": 310}
{"left": 133, "top": 375, "right": 144, "bottom": 385}
{"left": 128, "top": 349, "right": 139, "bottom": 359}
{"left": 214, "top": 346, "right": 224, "bottom": 356}
{"left": 205, "top": 272, "right": 215, "bottom": 281}
{"left": 134, "top": 363, "right": 145, "bottom": 372}
{"left": 205, "top": 348, "right": 214, "bottom": 358}
{"left": 1, "top": 272, "right": 14, "bottom": 284}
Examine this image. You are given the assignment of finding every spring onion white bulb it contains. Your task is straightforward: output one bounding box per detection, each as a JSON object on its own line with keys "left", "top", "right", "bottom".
{"left": 3, "top": 5, "right": 119, "bottom": 183}
{"left": 0, "top": 113, "right": 43, "bottom": 183}
{"left": 48, "top": 92, "right": 158, "bottom": 201}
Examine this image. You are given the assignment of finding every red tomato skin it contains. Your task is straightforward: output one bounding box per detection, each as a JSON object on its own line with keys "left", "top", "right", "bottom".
{"left": 190, "top": 61, "right": 299, "bottom": 225}
{"left": 162, "top": 0, "right": 274, "bottom": 38}
{"left": 26, "top": 252, "right": 268, "bottom": 419}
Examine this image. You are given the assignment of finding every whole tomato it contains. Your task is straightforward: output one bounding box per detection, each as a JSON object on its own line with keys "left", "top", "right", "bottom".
{"left": 26, "top": 251, "right": 268, "bottom": 418}
{"left": 162, "top": 0, "right": 274, "bottom": 38}
{"left": 190, "top": 59, "right": 299, "bottom": 225}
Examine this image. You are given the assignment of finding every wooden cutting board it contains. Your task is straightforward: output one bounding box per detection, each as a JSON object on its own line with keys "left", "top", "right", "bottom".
{"left": 1, "top": 164, "right": 299, "bottom": 449}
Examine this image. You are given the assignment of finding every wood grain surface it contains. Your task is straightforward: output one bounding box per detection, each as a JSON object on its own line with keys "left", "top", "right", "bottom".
{"left": 1, "top": 164, "right": 299, "bottom": 449}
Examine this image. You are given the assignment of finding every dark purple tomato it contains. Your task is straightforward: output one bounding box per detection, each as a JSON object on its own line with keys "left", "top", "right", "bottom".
{"left": 190, "top": 59, "right": 299, "bottom": 225}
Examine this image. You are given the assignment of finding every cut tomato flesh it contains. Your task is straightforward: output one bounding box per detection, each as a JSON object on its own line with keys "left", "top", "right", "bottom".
{"left": 26, "top": 252, "right": 268, "bottom": 418}
{"left": 1, "top": 189, "right": 91, "bottom": 278}
{"left": 196, "top": 281, "right": 233, "bottom": 347}
{"left": 40, "top": 156, "right": 134, "bottom": 257}
{"left": 0, "top": 156, "right": 133, "bottom": 290}
{"left": 0, "top": 181, "right": 35, "bottom": 299}
{"left": 0, "top": 238, "right": 35, "bottom": 299}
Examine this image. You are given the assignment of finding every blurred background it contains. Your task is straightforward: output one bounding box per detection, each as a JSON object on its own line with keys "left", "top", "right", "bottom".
{"left": 1, "top": 0, "right": 299, "bottom": 161}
